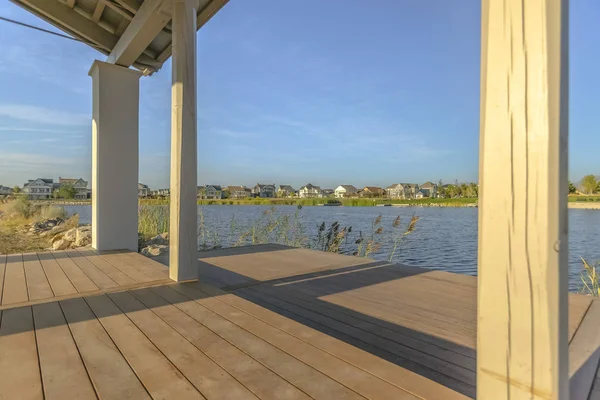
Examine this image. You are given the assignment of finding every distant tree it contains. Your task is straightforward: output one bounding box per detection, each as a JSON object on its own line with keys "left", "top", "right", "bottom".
{"left": 12, "top": 186, "right": 21, "bottom": 193}
{"left": 581, "top": 175, "right": 598, "bottom": 195}
{"left": 57, "top": 184, "right": 76, "bottom": 199}
{"left": 568, "top": 181, "right": 577, "bottom": 194}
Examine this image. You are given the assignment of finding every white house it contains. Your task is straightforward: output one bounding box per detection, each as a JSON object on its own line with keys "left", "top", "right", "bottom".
{"left": 59, "top": 177, "right": 89, "bottom": 199}
{"left": 23, "top": 178, "right": 54, "bottom": 200}
{"left": 299, "top": 183, "right": 322, "bottom": 198}
{"left": 334, "top": 185, "right": 358, "bottom": 198}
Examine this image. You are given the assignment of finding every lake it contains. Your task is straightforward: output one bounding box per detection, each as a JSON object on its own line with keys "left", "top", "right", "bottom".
{"left": 64, "top": 204, "right": 600, "bottom": 291}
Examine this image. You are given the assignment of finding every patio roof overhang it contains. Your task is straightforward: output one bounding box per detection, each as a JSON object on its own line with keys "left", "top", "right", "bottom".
{"left": 8, "top": 0, "right": 227, "bottom": 75}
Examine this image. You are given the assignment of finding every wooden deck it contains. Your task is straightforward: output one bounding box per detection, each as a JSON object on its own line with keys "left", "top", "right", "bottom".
{"left": 1, "top": 245, "right": 599, "bottom": 399}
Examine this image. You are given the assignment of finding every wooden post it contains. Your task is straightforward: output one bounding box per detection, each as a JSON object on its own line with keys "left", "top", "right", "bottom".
{"left": 478, "top": 0, "right": 569, "bottom": 399}
{"left": 169, "top": 0, "right": 198, "bottom": 281}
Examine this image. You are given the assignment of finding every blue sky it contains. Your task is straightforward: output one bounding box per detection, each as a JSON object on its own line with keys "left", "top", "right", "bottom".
{"left": 0, "top": 0, "right": 598, "bottom": 190}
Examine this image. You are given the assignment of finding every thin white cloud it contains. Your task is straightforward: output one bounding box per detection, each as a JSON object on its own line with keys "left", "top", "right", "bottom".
{"left": 0, "top": 152, "right": 88, "bottom": 186}
{"left": 0, "top": 104, "right": 89, "bottom": 126}
{"left": 0, "top": 126, "right": 78, "bottom": 133}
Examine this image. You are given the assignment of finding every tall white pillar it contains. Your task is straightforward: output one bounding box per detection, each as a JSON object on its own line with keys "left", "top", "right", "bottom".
{"left": 89, "top": 61, "right": 142, "bottom": 251}
{"left": 477, "top": 0, "right": 568, "bottom": 398}
{"left": 169, "top": 0, "right": 198, "bottom": 281}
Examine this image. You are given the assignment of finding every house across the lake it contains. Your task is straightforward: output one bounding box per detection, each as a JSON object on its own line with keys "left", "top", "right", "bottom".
{"left": 334, "top": 185, "right": 358, "bottom": 198}
{"left": 138, "top": 183, "right": 150, "bottom": 198}
{"left": 420, "top": 181, "right": 438, "bottom": 198}
{"left": 200, "top": 185, "right": 222, "bottom": 199}
{"left": 226, "top": 186, "right": 248, "bottom": 199}
{"left": 22, "top": 178, "right": 55, "bottom": 200}
{"left": 360, "top": 186, "right": 385, "bottom": 198}
{"left": 277, "top": 185, "right": 295, "bottom": 198}
{"left": 252, "top": 184, "right": 276, "bottom": 198}
{"left": 59, "top": 177, "right": 89, "bottom": 199}
{"left": 321, "top": 188, "right": 334, "bottom": 197}
{"left": 299, "top": 183, "right": 322, "bottom": 198}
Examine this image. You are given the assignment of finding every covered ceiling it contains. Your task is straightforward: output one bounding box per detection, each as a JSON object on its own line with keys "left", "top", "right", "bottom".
{"left": 9, "top": 0, "right": 228, "bottom": 75}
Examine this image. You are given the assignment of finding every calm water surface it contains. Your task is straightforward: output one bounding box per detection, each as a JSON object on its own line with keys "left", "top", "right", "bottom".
{"left": 65, "top": 205, "right": 600, "bottom": 291}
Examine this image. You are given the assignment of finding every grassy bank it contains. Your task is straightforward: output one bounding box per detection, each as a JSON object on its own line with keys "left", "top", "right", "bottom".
{"left": 0, "top": 197, "right": 73, "bottom": 254}
{"left": 140, "top": 197, "right": 479, "bottom": 207}
{"left": 568, "top": 195, "right": 600, "bottom": 202}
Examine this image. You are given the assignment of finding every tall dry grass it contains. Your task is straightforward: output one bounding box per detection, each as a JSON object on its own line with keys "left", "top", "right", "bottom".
{"left": 580, "top": 257, "right": 600, "bottom": 297}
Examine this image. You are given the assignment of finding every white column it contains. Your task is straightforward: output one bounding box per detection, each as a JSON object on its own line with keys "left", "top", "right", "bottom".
{"left": 478, "top": 0, "right": 569, "bottom": 399}
{"left": 169, "top": 0, "right": 198, "bottom": 281}
{"left": 89, "top": 61, "right": 142, "bottom": 251}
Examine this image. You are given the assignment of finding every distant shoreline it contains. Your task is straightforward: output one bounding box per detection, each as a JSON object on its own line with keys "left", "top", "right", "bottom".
{"left": 31, "top": 198, "right": 600, "bottom": 209}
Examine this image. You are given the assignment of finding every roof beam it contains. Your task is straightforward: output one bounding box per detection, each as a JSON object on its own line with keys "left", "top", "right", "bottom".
{"left": 12, "top": 0, "right": 118, "bottom": 52}
{"left": 92, "top": 1, "right": 106, "bottom": 23}
{"left": 106, "top": 0, "right": 170, "bottom": 67}
{"left": 156, "top": 0, "right": 228, "bottom": 63}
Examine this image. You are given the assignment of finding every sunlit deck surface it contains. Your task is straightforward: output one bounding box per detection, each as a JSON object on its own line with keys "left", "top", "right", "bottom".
{"left": 1, "top": 245, "right": 599, "bottom": 399}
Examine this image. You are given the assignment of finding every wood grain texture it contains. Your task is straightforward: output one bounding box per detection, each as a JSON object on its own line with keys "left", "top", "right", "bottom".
{"left": 84, "top": 294, "right": 204, "bottom": 399}
{"left": 37, "top": 252, "right": 77, "bottom": 297}
{"left": 129, "top": 287, "right": 310, "bottom": 400}
{"left": 51, "top": 251, "right": 99, "bottom": 293}
{"left": 108, "top": 290, "right": 257, "bottom": 399}
{"left": 0, "top": 254, "right": 6, "bottom": 304}
{"left": 151, "top": 285, "right": 364, "bottom": 400}
{"left": 2, "top": 254, "right": 28, "bottom": 304}
{"left": 169, "top": 283, "right": 419, "bottom": 400}
{"left": 60, "top": 297, "right": 150, "bottom": 399}
{"left": 569, "top": 299, "right": 600, "bottom": 399}
{"left": 32, "top": 302, "right": 96, "bottom": 400}
{"left": 478, "top": 0, "right": 569, "bottom": 398}
{"left": 197, "top": 283, "right": 471, "bottom": 400}
{"left": 0, "top": 307, "right": 43, "bottom": 400}
{"left": 23, "top": 252, "right": 54, "bottom": 300}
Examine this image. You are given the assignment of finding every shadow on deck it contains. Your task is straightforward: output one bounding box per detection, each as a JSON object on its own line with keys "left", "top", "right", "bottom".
{"left": 1, "top": 245, "right": 599, "bottom": 399}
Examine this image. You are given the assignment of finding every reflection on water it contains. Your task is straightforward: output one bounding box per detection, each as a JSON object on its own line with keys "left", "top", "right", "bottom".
{"left": 65, "top": 204, "right": 600, "bottom": 291}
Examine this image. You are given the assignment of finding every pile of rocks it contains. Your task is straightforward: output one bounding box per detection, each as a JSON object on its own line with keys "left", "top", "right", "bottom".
{"left": 50, "top": 225, "right": 92, "bottom": 250}
{"left": 140, "top": 232, "right": 169, "bottom": 257}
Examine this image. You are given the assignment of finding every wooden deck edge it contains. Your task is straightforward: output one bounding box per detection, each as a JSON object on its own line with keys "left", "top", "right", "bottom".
{"left": 569, "top": 298, "right": 600, "bottom": 399}
{"left": 0, "top": 278, "right": 176, "bottom": 311}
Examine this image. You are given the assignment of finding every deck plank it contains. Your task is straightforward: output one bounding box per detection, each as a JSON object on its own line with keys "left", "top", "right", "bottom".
{"left": 169, "top": 283, "right": 423, "bottom": 400}
{"left": 0, "top": 306, "right": 43, "bottom": 400}
{"left": 129, "top": 287, "right": 311, "bottom": 400}
{"left": 151, "top": 285, "right": 364, "bottom": 400}
{"left": 0, "top": 254, "right": 6, "bottom": 304}
{"left": 241, "top": 285, "right": 476, "bottom": 394}
{"left": 75, "top": 249, "right": 144, "bottom": 284}
{"left": 23, "top": 252, "right": 54, "bottom": 300}
{"left": 32, "top": 302, "right": 96, "bottom": 400}
{"left": 569, "top": 299, "right": 600, "bottom": 399}
{"left": 115, "top": 250, "right": 170, "bottom": 280}
{"left": 83, "top": 294, "right": 205, "bottom": 400}
{"left": 51, "top": 251, "right": 99, "bottom": 293}
{"left": 2, "top": 254, "right": 29, "bottom": 304}
{"left": 37, "top": 252, "right": 77, "bottom": 296}
{"left": 274, "top": 270, "right": 477, "bottom": 357}
{"left": 89, "top": 250, "right": 158, "bottom": 283}
{"left": 54, "top": 251, "right": 118, "bottom": 290}
{"left": 198, "top": 282, "right": 471, "bottom": 400}
{"left": 66, "top": 250, "right": 134, "bottom": 286}
{"left": 60, "top": 297, "right": 150, "bottom": 400}
{"left": 109, "top": 290, "right": 258, "bottom": 399}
